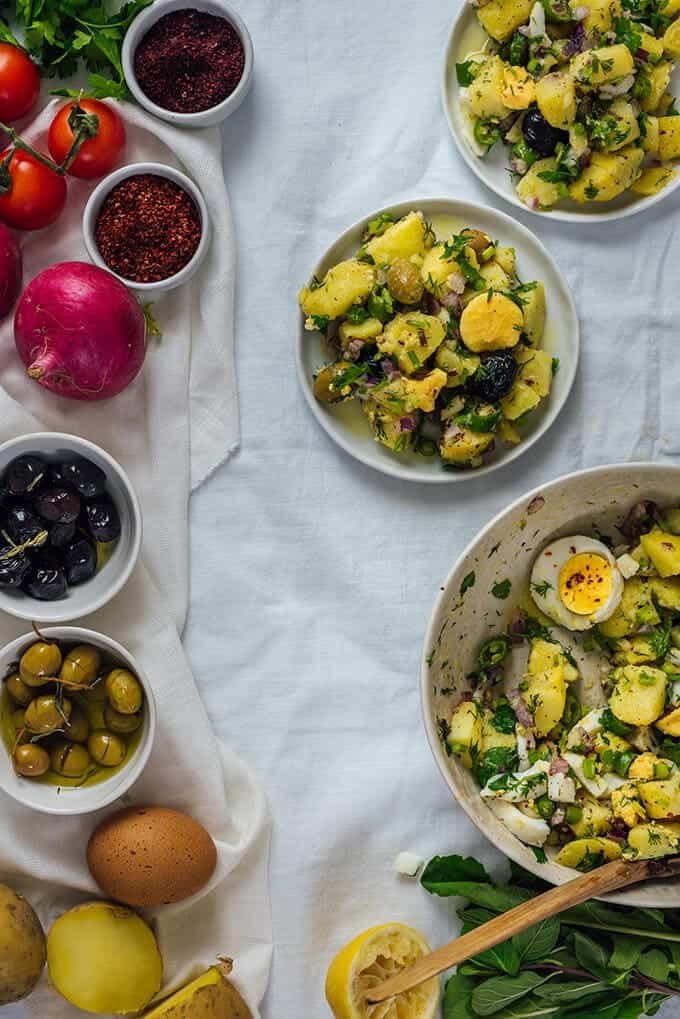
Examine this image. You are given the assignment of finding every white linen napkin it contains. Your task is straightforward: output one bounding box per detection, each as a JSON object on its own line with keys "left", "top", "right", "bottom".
{"left": 0, "top": 100, "right": 272, "bottom": 1018}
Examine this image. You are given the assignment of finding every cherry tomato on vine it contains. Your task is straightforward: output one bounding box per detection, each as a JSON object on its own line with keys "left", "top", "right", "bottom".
{"left": 0, "top": 149, "right": 67, "bottom": 230}
{"left": 0, "top": 44, "right": 40, "bottom": 122}
{"left": 48, "top": 99, "right": 126, "bottom": 180}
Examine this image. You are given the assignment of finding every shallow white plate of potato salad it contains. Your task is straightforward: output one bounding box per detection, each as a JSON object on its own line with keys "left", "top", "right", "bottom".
{"left": 296, "top": 201, "right": 578, "bottom": 482}
{"left": 424, "top": 464, "right": 680, "bottom": 901}
{"left": 443, "top": 0, "right": 680, "bottom": 219}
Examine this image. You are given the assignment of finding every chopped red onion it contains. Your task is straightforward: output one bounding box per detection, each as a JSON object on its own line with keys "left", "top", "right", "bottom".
{"left": 550, "top": 756, "right": 569, "bottom": 775}
{"left": 400, "top": 416, "right": 417, "bottom": 433}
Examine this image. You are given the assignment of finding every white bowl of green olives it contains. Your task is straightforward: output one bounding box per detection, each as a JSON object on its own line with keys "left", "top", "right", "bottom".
{"left": 0, "top": 627, "right": 156, "bottom": 815}
{"left": 0, "top": 432, "right": 141, "bottom": 622}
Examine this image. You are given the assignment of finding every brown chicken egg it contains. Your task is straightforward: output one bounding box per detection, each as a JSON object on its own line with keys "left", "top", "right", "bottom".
{"left": 86, "top": 805, "right": 217, "bottom": 907}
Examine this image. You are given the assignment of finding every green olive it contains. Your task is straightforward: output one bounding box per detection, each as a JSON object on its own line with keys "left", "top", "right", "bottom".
{"left": 24, "top": 695, "right": 71, "bottom": 735}
{"left": 11, "top": 708, "right": 25, "bottom": 732}
{"left": 19, "top": 641, "right": 62, "bottom": 687}
{"left": 313, "top": 361, "right": 354, "bottom": 404}
{"left": 460, "top": 228, "right": 492, "bottom": 256}
{"left": 50, "top": 741, "right": 92, "bottom": 778}
{"left": 60, "top": 645, "right": 101, "bottom": 687}
{"left": 386, "top": 258, "right": 425, "bottom": 305}
{"left": 13, "top": 743, "right": 50, "bottom": 778}
{"left": 85, "top": 679, "right": 109, "bottom": 703}
{"left": 65, "top": 706, "right": 89, "bottom": 744}
{"left": 5, "top": 673, "right": 33, "bottom": 706}
{"left": 88, "top": 730, "right": 127, "bottom": 767}
{"left": 104, "top": 704, "right": 142, "bottom": 734}
{"left": 105, "top": 669, "right": 143, "bottom": 715}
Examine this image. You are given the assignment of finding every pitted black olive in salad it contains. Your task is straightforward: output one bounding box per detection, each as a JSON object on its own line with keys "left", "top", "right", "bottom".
{"left": 0, "top": 454, "right": 121, "bottom": 601}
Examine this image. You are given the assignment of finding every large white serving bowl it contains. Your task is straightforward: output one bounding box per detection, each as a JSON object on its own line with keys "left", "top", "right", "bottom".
{"left": 443, "top": 2, "right": 680, "bottom": 222}
{"left": 422, "top": 462, "right": 680, "bottom": 906}
{"left": 0, "top": 627, "right": 156, "bottom": 816}
{"left": 297, "top": 198, "right": 579, "bottom": 483}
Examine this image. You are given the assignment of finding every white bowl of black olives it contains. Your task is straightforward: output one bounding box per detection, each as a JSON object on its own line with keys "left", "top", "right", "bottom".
{"left": 0, "top": 627, "right": 156, "bottom": 815}
{"left": 0, "top": 433, "right": 141, "bottom": 622}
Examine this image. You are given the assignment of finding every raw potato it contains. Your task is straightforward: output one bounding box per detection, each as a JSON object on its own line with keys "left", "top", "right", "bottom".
{"left": 469, "top": 57, "right": 509, "bottom": 119}
{"left": 140, "top": 965, "right": 253, "bottom": 1019}
{"left": 460, "top": 292, "right": 523, "bottom": 352}
{"left": 0, "top": 884, "right": 45, "bottom": 1004}
{"left": 536, "top": 72, "right": 576, "bottom": 129}
{"left": 299, "top": 260, "right": 375, "bottom": 320}
{"left": 365, "top": 211, "right": 426, "bottom": 267}
{"left": 570, "top": 44, "right": 634, "bottom": 86}
{"left": 477, "top": 0, "right": 534, "bottom": 41}
{"left": 569, "top": 147, "right": 644, "bottom": 203}
{"left": 47, "top": 902, "right": 162, "bottom": 1014}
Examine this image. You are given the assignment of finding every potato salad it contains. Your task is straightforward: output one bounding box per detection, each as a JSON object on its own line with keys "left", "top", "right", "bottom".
{"left": 444, "top": 500, "right": 680, "bottom": 870}
{"left": 458, "top": 0, "right": 680, "bottom": 208}
{"left": 299, "top": 211, "right": 553, "bottom": 469}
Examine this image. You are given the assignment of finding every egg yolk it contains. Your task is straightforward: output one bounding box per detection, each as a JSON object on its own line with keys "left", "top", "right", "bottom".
{"left": 558, "top": 553, "right": 613, "bottom": 615}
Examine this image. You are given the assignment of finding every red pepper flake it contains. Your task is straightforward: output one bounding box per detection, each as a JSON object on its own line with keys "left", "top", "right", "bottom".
{"left": 95, "top": 174, "right": 202, "bottom": 284}
{"left": 133, "top": 9, "right": 246, "bottom": 114}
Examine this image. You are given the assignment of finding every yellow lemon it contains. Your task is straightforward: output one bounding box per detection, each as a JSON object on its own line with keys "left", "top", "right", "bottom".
{"left": 325, "top": 923, "right": 439, "bottom": 1019}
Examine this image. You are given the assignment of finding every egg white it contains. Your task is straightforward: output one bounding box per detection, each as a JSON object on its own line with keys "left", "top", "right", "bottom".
{"left": 530, "top": 535, "right": 624, "bottom": 632}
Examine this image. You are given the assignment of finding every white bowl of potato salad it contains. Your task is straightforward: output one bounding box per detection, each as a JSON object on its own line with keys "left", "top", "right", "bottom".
{"left": 423, "top": 462, "right": 680, "bottom": 905}
{"left": 296, "top": 200, "right": 578, "bottom": 482}
{"left": 443, "top": 0, "right": 680, "bottom": 219}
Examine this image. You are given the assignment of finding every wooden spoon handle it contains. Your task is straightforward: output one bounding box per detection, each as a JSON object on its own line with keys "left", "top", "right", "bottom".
{"left": 365, "top": 858, "right": 649, "bottom": 1005}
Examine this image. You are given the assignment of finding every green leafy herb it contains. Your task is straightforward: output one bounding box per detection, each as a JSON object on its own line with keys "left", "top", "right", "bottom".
{"left": 367, "top": 286, "right": 394, "bottom": 323}
{"left": 361, "top": 212, "right": 394, "bottom": 242}
{"left": 585, "top": 184, "right": 600, "bottom": 200}
{"left": 473, "top": 746, "right": 519, "bottom": 788}
{"left": 311, "top": 314, "right": 330, "bottom": 333}
{"left": 531, "top": 580, "right": 553, "bottom": 597}
{"left": 479, "top": 634, "right": 512, "bottom": 668}
{"left": 492, "top": 578, "right": 512, "bottom": 600}
{"left": 461, "top": 571, "right": 476, "bottom": 595}
{"left": 492, "top": 699, "right": 517, "bottom": 734}
{"left": 508, "top": 31, "right": 529, "bottom": 67}
{"left": 328, "top": 363, "right": 368, "bottom": 392}
{"left": 345, "top": 305, "right": 370, "bottom": 325}
{"left": 614, "top": 16, "right": 643, "bottom": 54}
{"left": 456, "top": 60, "right": 482, "bottom": 86}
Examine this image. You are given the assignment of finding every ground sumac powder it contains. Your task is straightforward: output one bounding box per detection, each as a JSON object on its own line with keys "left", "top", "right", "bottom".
{"left": 133, "top": 9, "right": 246, "bottom": 114}
{"left": 95, "top": 174, "right": 202, "bottom": 284}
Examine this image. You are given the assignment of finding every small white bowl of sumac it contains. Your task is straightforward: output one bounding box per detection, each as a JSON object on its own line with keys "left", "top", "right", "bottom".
{"left": 122, "top": 0, "right": 254, "bottom": 128}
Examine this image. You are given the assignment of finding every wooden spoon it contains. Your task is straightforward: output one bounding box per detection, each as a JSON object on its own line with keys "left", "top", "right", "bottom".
{"left": 365, "top": 855, "right": 680, "bottom": 1005}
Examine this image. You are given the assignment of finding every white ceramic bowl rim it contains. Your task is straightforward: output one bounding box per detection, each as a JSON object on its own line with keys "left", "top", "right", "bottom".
{"left": 421, "top": 461, "right": 680, "bottom": 904}
{"left": 296, "top": 196, "right": 579, "bottom": 483}
{"left": 82, "top": 161, "right": 211, "bottom": 293}
{"left": 0, "top": 432, "right": 141, "bottom": 624}
{"left": 0, "top": 626, "right": 156, "bottom": 816}
{"left": 441, "top": 4, "right": 680, "bottom": 222}
{"left": 121, "top": 0, "right": 254, "bottom": 127}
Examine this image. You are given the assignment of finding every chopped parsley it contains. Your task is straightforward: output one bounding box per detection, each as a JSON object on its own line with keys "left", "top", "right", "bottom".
{"left": 531, "top": 580, "right": 553, "bottom": 597}
{"left": 491, "top": 699, "right": 517, "bottom": 734}
{"left": 461, "top": 571, "right": 476, "bottom": 595}
{"left": 345, "top": 304, "right": 370, "bottom": 325}
{"left": 455, "top": 60, "right": 481, "bottom": 87}
{"left": 491, "top": 578, "right": 512, "bottom": 599}
{"left": 311, "top": 314, "right": 330, "bottom": 333}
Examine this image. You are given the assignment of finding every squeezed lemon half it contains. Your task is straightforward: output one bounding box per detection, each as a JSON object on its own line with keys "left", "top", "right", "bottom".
{"left": 325, "top": 923, "right": 440, "bottom": 1019}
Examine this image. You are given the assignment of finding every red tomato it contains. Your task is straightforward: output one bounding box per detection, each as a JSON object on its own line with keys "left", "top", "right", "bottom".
{"left": 0, "top": 44, "right": 40, "bottom": 122}
{"left": 48, "top": 99, "right": 126, "bottom": 180}
{"left": 0, "top": 150, "right": 67, "bottom": 230}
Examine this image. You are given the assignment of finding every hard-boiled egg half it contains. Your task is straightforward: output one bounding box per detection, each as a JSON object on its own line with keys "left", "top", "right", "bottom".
{"left": 530, "top": 536, "right": 624, "bottom": 631}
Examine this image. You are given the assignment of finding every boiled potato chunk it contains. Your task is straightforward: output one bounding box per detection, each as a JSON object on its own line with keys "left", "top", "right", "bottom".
{"left": 520, "top": 282, "right": 546, "bottom": 345}
{"left": 656, "top": 707, "right": 680, "bottom": 738}
{"left": 651, "top": 576, "right": 680, "bottom": 609}
{"left": 640, "top": 62, "right": 672, "bottom": 112}
{"left": 536, "top": 72, "right": 576, "bottom": 129}
{"left": 663, "top": 18, "right": 680, "bottom": 57}
{"left": 448, "top": 701, "right": 482, "bottom": 768}
{"left": 603, "top": 99, "right": 640, "bottom": 152}
{"left": 658, "top": 116, "right": 680, "bottom": 160}
{"left": 599, "top": 576, "right": 659, "bottom": 637}
{"left": 141, "top": 966, "right": 253, "bottom": 1019}
{"left": 631, "top": 166, "right": 676, "bottom": 196}
{"left": 435, "top": 341, "right": 480, "bottom": 383}
{"left": 477, "top": 0, "right": 534, "bottom": 41}
{"left": 517, "top": 348, "right": 553, "bottom": 398}
{"left": 469, "top": 57, "right": 510, "bottom": 119}
{"left": 421, "top": 242, "right": 462, "bottom": 293}
{"left": 640, "top": 530, "right": 680, "bottom": 577}
{"left": 555, "top": 837, "right": 622, "bottom": 869}
{"left": 568, "top": 0, "right": 615, "bottom": 32}
{"left": 460, "top": 292, "right": 523, "bottom": 352}
{"left": 338, "top": 317, "right": 383, "bottom": 347}
{"left": 611, "top": 784, "right": 647, "bottom": 828}
{"left": 481, "top": 710, "right": 518, "bottom": 753}
{"left": 0, "top": 884, "right": 45, "bottom": 1005}
{"left": 571, "top": 44, "right": 634, "bottom": 86}
{"left": 626, "top": 821, "right": 680, "bottom": 858}
{"left": 640, "top": 116, "right": 660, "bottom": 155}
{"left": 439, "top": 423, "right": 494, "bottom": 465}
{"left": 365, "top": 211, "right": 426, "bottom": 267}
{"left": 609, "top": 665, "right": 667, "bottom": 726}
{"left": 569, "top": 147, "right": 644, "bottom": 202}
{"left": 495, "top": 246, "right": 516, "bottom": 275}
{"left": 629, "top": 752, "right": 664, "bottom": 781}
{"left": 517, "top": 158, "right": 564, "bottom": 209}
{"left": 299, "top": 260, "right": 376, "bottom": 320}
{"left": 377, "top": 312, "right": 445, "bottom": 374}
{"left": 47, "top": 902, "right": 162, "bottom": 1014}
{"left": 500, "top": 380, "right": 541, "bottom": 420}
{"left": 502, "top": 65, "right": 536, "bottom": 110}
{"left": 569, "top": 798, "right": 612, "bottom": 838}
{"left": 373, "top": 369, "right": 448, "bottom": 414}
{"left": 638, "top": 775, "right": 680, "bottom": 819}
{"left": 523, "top": 645, "right": 567, "bottom": 737}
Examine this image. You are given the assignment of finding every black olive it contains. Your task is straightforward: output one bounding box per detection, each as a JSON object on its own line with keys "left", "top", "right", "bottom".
{"left": 470, "top": 352, "right": 518, "bottom": 402}
{"left": 63, "top": 538, "right": 97, "bottom": 586}
{"left": 34, "top": 488, "right": 81, "bottom": 525}
{"left": 522, "top": 107, "right": 569, "bottom": 157}
{"left": 0, "top": 548, "right": 31, "bottom": 589}
{"left": 48, "top": 521, "right": 76, "bottom": 548}
{"left": 85, "top": 498, "right": 121, "bottom": 543}
{"left": 5, "top": 455, "right": 47, "bottom": 496}
{"left": 23, "top": 553, "right": 67, "bottom": 601}
{"left": 60, "top": 458, "right": 107, "bottom": 499}
{"left": 6, "top": 504, "right": 44, "bottom": 544}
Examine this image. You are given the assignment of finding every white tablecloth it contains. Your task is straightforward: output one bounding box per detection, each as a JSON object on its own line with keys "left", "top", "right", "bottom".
{"left": 187, "top": 1, "right": 680, "bottom": 1016}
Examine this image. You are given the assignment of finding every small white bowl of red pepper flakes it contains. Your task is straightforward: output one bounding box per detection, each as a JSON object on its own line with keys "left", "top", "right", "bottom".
{"left": 122, "top": 0, "right": 254, "bottom": 129}
{"left": 82, "top": 162, "right": 211, "bottom": 293}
